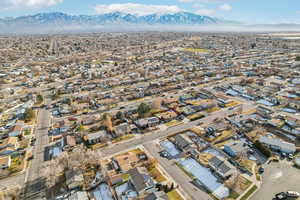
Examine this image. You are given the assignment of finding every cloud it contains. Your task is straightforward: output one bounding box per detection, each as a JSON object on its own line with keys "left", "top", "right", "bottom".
{"left": 1, "top": 0, "right": 63, "bottom": 9}
{"left": 94, "top": 3, "right": 184, "bottom": 16}
{"left": 219, "top": 4, "right": 232, "bottom": 11}
{"left": 195, "top": 8, "right": 215, "bottom": 15}
{"left": 179, "top": 0, "right": 232, "bottom": 2}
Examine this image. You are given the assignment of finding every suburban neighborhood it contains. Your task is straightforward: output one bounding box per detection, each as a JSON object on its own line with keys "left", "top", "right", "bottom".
{"left": 0, "top": 32, "right": 300, "bottom": 200}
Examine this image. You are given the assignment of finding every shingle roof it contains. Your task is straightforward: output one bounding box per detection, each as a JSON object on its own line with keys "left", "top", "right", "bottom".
{"left": 128, "top": 168, "right": 147, "bottom": 192}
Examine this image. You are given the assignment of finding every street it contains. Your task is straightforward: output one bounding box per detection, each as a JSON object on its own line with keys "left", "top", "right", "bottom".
{"left": 144, "top": 143, "right": 211, "bottom": 200}
{"left": 99, "top": 102, "right": 254, "bottom": 158}
{"left": 23, "top": 97, "right": 51, "bottom": 200}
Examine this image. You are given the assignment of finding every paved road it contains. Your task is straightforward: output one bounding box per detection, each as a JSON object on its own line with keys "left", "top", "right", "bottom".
{"left": 23, "top": 99, "right": 51, "bottom": 200}
{"left": 0, "top": 173, "right": 25, "bottom": 190}
{"left": 144, "top": 143, "right": 211, "bottom": 200}
{"left": 0, "top": 97, "right": 51, "bottom": 197}
{"left": 99, "top": 103, "right": 253, "bottom": 158}
{"left": 251, "top": 161, "right": 300, "bottom": 200}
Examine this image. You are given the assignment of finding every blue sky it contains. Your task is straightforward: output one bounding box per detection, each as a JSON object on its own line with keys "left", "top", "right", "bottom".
{"left": 0, "top": 0, "right": 299, "bottom": 24}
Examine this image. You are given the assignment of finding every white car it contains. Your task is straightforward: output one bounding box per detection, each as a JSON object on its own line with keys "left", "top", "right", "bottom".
{"left": 286, "top": 191, "right": 300, "bottom": 198}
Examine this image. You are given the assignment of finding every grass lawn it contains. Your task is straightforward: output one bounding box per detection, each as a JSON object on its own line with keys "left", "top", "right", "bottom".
{"left": 240, "top": 159, "right": 255, "bottom": 172}
{"left": 213, "top": 130, "right": 233, "bottom": 144}
{"left": 184, "top": 48, "right": 210, "bottom": 53}
{"left": 256, "top": 173, "right": 261, "bottom": 181}
{"left": 225, "top": 101, "right": 240, "bottom": 108}
{"left": 23, "top": 128, "right": 31, "bottom": 136}
{"left": 122, "top": 173, "right": 130, "bottom": 182}
{"left": 167, "top": 190, "right": 184, "bottom": 200}
{"left": 112, "top": 134, "right": 134, "bottom": 144}
{"left": 129, "top": 148, "right": 143, "bottom": 155}
{"left": 19, "top": 138, "right": 30, "bottom": 149}
{"left": 165, "top": 120, "right": 183, "bottom": 127}
{"left": 187, "top": 113, "right": 205, "bottom": 121}
{"left": 9, "top": 156, "right": 25, "bottom": 173}
{"left": 240, "top": 185, "right": 258, "bottom": 200}
{"left": 228, "top": 190, "right": 240, "bottom": 199}
{"left": 149, "top": 166, "right": 166, "bottom": 183}
{"left": 206, "top": 107, "right": 220, "bottom": 113}
{"left": 91, "top": 143, "right": 108, "bottom": 150}
{"left": 240, "top": 177, "right": 252, "bottom": 191}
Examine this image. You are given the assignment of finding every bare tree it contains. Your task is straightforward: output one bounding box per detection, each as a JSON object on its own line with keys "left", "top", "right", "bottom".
{"left": 103, "top": 113, "right": 114, "bottom": 132}
{"left": 225, "top": 172, "right": 241, "bottom": 191}
{"left": 152, "top": 98, "right": 162, "bottom": 110}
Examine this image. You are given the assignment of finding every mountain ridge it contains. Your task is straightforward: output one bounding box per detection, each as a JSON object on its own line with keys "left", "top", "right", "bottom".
{"left": 0, "top": 11, "right": 236, "bottom": 26}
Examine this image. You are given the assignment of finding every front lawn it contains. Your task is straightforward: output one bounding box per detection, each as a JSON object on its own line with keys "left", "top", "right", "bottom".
{"left": 167, "top": 190, "right": 184, "bottom": 200}
{"left": 240, "top": 185, "right": 258, "bottom": 200}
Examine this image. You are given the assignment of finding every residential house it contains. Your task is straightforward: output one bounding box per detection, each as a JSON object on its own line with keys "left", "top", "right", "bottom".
{"left": 224, "top": 141, "right": 248, "bottom": 158}
{"left": 115, "top": 123, "right": 131, "bottom": 136}
{"left": 9, "top": 124, "right": 23, "bottom": 137}
{"left": 158, "top": 111, "right": 177, "bottom": 122}
{"left": 63, "top": 135, "right": 76, "bottom": 150}
{"left": 145, "top": 191, "right": 169, "bottom": 200}
{"left": 0, "top": 155, "right": 11, "bottom": 169}
{"left": 128, "top": 167, "right": 156, "bottom": 196}
{"left": 147, "top": 117, "right": 160, "bottom": 127}
{"left": 81, "top": 116, "right": 96, "bottom": 125}
{"left": 135, "top": 119, "right": 149, "bottom": 129}
{"left": 208, "top": 156, "right": 236, "bottom": 179}
{"left": 0, "top": 137, "right": 19, "bottom": 150}
{"left": 84, "top": 131, "right": 107, "bottom": 145}
{"left": 172, "top": 135, "right": 190, "bottom": 152}
{"left": 0, "top": 147, "right": 16, "bottom": 157}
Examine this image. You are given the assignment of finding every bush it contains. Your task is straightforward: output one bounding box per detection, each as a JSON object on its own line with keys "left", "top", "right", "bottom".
{"left": 36, "top": 94, "right": 43, "bottom": 103}
{"left": 24, "top": 108, "right": 35, "bottom": 122}
{"left": 137, "top": 103, "right": 151, "bottom": 117}
{"left": 295, "top": 56, "right": 300, "bottom": 61}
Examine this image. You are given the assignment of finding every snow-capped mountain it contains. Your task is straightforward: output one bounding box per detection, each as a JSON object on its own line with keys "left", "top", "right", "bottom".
{"left": 0, "top": 12, "right": 239, "bottom": 33}
{"left": 0, "top": 12, "right": 232, "bottom": 26}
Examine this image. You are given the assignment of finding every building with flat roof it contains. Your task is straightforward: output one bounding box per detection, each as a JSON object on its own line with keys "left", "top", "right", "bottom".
{"left": 259, "top": 136, "right": 296, "bottom": 154}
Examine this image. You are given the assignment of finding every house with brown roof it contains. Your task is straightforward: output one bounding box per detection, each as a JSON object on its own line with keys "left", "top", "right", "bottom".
{"left": 9, "top": 124, "right": 23, "bottom": 137}
{"left": 0, "top": 137, "right": 19, "bottom": 151}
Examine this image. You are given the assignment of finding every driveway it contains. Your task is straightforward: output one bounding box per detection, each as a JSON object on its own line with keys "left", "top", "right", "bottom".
{"left": 251, "top": 161, "right": 300, "bottom": 200}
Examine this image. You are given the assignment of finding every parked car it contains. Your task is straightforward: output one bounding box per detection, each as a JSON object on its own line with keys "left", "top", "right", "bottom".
{"left": 288, "top": 154, "right": 293, "bottom": 160}
{"left": 258, "top": 167, "right": 264, "bottom": 174}
{"left": 275, "top": 192, "right": 287, "bottom": 200}
{"left": 286, "top": 191, "right": 300, "bottom": 198}
{"left": 248, "top": 149, "right": 254, "bottom": 154}
{"left": 159, "top": 151, "right": 169, "bottom": 158}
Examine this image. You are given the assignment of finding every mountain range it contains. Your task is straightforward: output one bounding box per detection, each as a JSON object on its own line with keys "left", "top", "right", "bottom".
{"left": 0, "top": 12, "right": 230, "bottom": 26}
{"left": 0, "top": 12, "right": 239, "bottom": 33}
{"left": 1, "top": 12, "right": 299, "bottom": 34}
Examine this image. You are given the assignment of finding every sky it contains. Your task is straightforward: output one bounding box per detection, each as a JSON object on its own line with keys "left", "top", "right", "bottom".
{"left": 0, "top": 0, "right": 299, "bottom": 24}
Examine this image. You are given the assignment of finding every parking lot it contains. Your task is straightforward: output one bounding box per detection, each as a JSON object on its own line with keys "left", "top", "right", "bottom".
{"left": 251, "top": 161, "right": 300, "bottom": 200}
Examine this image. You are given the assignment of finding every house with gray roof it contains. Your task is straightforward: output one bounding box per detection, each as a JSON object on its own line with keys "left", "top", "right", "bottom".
{"left": 259, "top": 136, "right": 296, "bottom": 154}
{"left": 208, "top": 156, "right": 236, "bottom": 179}
{"left": 224, "top": 141, "right": 248, "bottom": 158}
{"left": 128, "top": 167, "right": 156, "bottom": 196}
